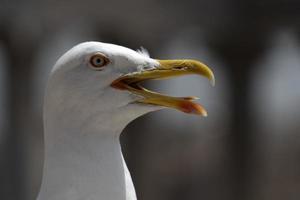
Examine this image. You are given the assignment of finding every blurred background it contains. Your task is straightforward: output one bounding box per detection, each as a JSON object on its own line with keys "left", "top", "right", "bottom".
{"left": 1, "top": 0, "right": 300, "bottom": 200}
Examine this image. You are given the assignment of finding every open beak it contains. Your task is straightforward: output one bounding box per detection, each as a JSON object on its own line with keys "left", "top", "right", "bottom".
{"left": 111, "top": 59, "right": 215, "bottom": 116}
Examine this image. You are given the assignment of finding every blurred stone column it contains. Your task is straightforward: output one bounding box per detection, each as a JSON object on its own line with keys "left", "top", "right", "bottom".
{"left": 251, "top": 31, "right": 300, "bottom": 200}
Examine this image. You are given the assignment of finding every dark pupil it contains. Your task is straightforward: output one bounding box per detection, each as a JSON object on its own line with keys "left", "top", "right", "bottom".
{"left": 95, "top": 58, "right": 102, "bottom": 65}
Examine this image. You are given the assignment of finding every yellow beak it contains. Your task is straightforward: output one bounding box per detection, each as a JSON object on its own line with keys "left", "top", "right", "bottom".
{"left": 111, "top": 59, "right": 215, "bottom": 116}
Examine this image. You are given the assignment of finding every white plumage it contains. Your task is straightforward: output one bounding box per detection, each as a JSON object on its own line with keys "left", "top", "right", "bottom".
{"left": 37, "top": 42, "right": 214, "bottom": 200}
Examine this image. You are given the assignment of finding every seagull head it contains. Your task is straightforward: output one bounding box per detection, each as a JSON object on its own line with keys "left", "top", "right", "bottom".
{"left": 46, "top": 42, "right": 214, "bottom": 132}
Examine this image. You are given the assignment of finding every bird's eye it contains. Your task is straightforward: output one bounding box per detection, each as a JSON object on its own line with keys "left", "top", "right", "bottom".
{"left": 89, "top": 53, "right": 110, "bottom": 70}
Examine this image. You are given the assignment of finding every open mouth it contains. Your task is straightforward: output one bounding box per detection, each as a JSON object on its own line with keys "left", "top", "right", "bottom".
{"left": 111, "top": 59, "right": 215, "bottom": 116}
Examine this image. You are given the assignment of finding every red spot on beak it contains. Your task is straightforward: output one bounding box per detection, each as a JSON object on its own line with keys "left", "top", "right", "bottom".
{"left": 178, "top": 101, "right": 207, "bottom": 116}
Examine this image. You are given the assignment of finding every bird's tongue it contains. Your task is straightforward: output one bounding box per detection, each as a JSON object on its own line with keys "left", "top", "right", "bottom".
{"left": 137, "top": 96, "right": 207, "bottom": 116}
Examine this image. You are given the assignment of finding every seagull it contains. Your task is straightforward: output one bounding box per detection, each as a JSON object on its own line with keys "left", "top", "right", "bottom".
{"left": 37, "top": 42, "right": 215, "bottom": 200}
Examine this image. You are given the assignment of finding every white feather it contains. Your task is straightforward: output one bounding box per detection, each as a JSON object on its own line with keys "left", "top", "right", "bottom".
{"left": 136, "top": 46, "right": 150, "bottom": 58}
{"left": 38, "top": 42, "right": 160, "bottom": 200}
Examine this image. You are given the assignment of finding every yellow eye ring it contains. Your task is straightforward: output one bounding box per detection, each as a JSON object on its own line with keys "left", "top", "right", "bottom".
{"left": 89, "top": 53, "right": 110, "bottom": 70}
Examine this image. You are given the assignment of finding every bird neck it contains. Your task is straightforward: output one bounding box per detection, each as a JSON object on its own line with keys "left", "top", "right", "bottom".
{"left": 38, "top": 111, "right": 137, "bottom": 200}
